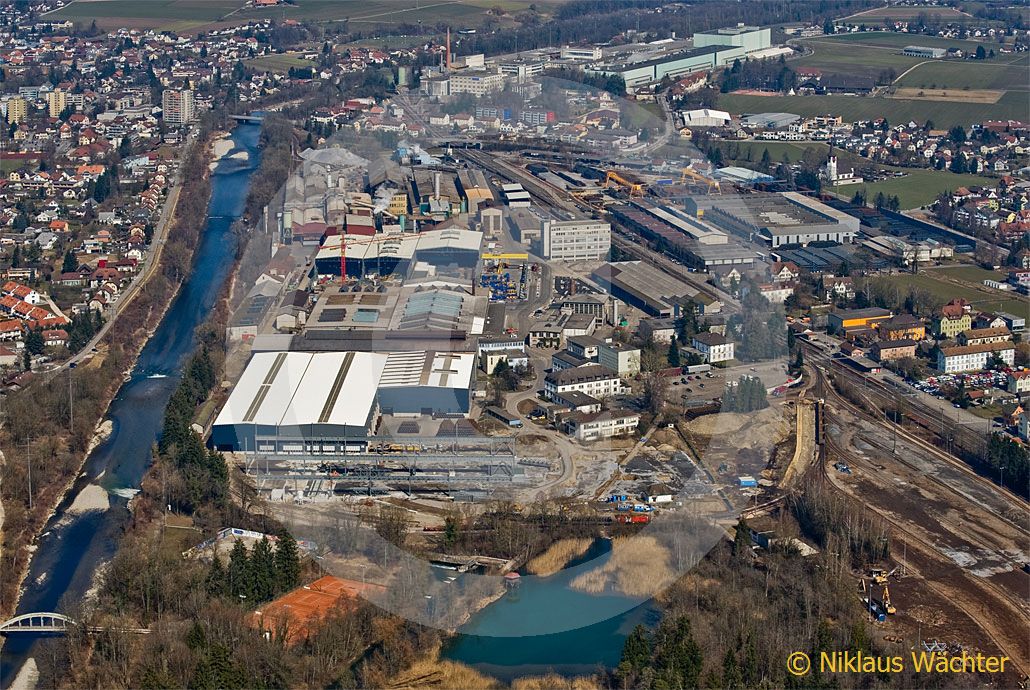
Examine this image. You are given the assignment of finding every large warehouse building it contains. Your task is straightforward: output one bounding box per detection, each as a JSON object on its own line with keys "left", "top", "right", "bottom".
{"left": 693, "top": 25, "right": 772, "bottom": 53}
{"left": 690, "top": 192, "right": 859, "bottom": 248}
{"left": 586, "top": 44, "right": 747, "bottom": 89}
{"left": 210, "top": 351, "right": 387, "bottom": 453}
{"left": 211, "top": 350, "right": 475, "bottom": 452}
{"left": 314, "top": 228, "right": 483, "bottom": 278}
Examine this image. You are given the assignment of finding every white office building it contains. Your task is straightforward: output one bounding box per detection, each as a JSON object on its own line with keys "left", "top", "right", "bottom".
{"left": 936, "top": 342, "right": 1014, "bottom": 373}
{"left": 598, "top": 342, "right": 641, "bottom": 377}
{"left": 692, "top": 332, "right": 735, "bottom": 363}
{"left": 542, "top": 219, "right": 611, "bottom": 261}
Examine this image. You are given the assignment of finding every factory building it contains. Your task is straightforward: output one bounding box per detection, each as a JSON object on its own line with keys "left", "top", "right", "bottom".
{"left": 542, "top": 218, "right": 612, "bottom": 261}
{"left": 314, "top": 228, "right": 482, "bottom": 278}
{"left": 377, "top": 351, "right": 475, "bottom": 416}
{"left": 692, "top": 192, "right": 859, "bottom": 248}
{"left": 560, "top": 46, "right": 603, "bottom": 61}
{"left": 449, "top": 70, "right": 505, "bottom": 96}
{"left": 693, "top": 25, "right": 772, "bottom": 53}
{"left": 210, "top": 351, "right": 388, "bottom": 453}
{"left": 210, "top": 350, "right": 476, "bottom": 452}
{"left": 592, "top": 261, "right": 721, "bottom": 317}
{"left": 586, "top": 44, "right": 747, "bottom": 89}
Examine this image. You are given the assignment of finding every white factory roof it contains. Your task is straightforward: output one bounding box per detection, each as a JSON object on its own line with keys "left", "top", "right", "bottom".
{"left": 316, "top": 228, "right": 483, "bottom": 262}
{"left": 379, "top": 351, "right": 475, "bottom": 390}
{"left": 214, "top": 351, "right": 388, "bottom": 428}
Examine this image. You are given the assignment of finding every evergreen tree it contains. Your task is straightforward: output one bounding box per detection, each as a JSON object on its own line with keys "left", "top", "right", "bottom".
{"left": 227, "top": 540, "right": 250, "bottom": 599}
{"left": 62, "top": 250, "right": 78, "bottom": 274}
{"left": 667, "top": 336, "right": 681, "bottom": 367}
{"left": 274, "top": 532, "right": 301, "bottom": 594}
{"left": 249, "top": 536, "right": 277, "bottom": 602}
{"left": 205, "top": 556, "right": 227, "bottom": 598}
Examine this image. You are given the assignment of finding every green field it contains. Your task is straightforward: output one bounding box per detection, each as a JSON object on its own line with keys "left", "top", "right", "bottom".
{"left": 896, "top": 57, "right": 1030, "bottom": 91}
{"left": 883, "top": 272, "right": 1026, "bottom": 315}
{"left": 842, "top": 169, "right": 996, "bottom": 209}
{"left": 823, "top": 31, "right": 1008, "bottom": 52}
{"left": 47, "top": 0, "right": 244, "bottom": 29}
{"left": 929, "top": 264, "right": 1007, "bottom": 283}
{"left": 795, "top": 38, "right": 924, "bottom": 78}
{"left": 235, "top": 0, "right": 544, "bottom": 24}
{"left": 48, "top": 0, "right": 553, "bottom": 30}
{"left": 245, "top": 53, "right": 315, "bottom": 72}
{"left": 846, "top": 5, "right": 971, "bottom": 19}
{"left": 718, "top": 90, "right": 1027, "bottom": 130}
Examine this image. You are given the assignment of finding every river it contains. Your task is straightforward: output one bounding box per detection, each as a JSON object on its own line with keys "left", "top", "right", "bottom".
{"left": 0, "top": 122, "right": 262, "bottom": 689}
{"left": 443, "top": 540, "right": 658, "bottom": 682}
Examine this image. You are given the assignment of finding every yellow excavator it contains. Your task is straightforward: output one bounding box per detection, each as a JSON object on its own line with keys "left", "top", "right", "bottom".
{"left": 881, "top": 585, "right": 896, "bottom": 614}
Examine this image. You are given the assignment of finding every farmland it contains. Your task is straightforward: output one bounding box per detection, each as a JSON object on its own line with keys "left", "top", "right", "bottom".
{"left": 718, "top": 90, "right": 1027, "bottom": 130}
{"left": 245, "top": 53, "right": 315, "bottom": 73}
{"left": 794, "top": 38, "right": 925, "bottom": 78}
{"left": 895, "top": 58, "right": 1030, "bottom": 92}
{"left": 840, "top": 169, "right": 997, "bottom": 209}
{"left": 845, "top": 5, "right": 972, "bottom": 20}
{"left": 821, "top": 31, "right": 1010, "bottom": 51}
{"left": 46, "top": 0, "right": 245, "bottom": 31}
{"left": 47, "top": 0, "right": 555, "bottom": 31}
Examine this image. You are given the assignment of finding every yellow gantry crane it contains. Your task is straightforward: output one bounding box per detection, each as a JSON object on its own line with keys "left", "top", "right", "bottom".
{"left": 605, "top": 170, "right": 645, "bottom": 197}
{"left": 680, "top": 166, "right": 721, "bottom": 194}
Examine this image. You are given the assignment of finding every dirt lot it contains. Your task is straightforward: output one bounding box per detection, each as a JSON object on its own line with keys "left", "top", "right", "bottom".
{"left": 891, "top": 87, "right": 1003, "bottom": 103}
{"left": 822, "top": 409, "right": 1030, "bottom": 677}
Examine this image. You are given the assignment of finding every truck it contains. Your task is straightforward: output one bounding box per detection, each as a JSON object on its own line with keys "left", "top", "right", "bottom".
{"left": 684, "top": 363, "right": 712, "bottom": 374}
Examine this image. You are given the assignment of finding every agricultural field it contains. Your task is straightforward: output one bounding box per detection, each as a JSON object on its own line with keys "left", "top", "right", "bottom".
{"left": 245, "top": 53, "right": 315, "bottom": 73}
{"left": 47, "top": 0, "right": 556, "bottom": 31}
{"left": 845, "top": 5, "right": 972, "bottom": 20}
{"left": 233, "top": 0, "right": 548, "bottom": 24}
{"left": 882, "top": 271, "right": 1026, "bottom": 315}
{"left": 46, "top": 0, "right": 245, "bottom": 31}
{"left": 823, "top": 31, "right": 1010, "bottom": 51}
{"left": 794, "top": 38, "right": 925, "bottom": 78}
{"left": 842, "top": 169, "right": 996, "bottom": 209}
{"left": 718, "top": 90, "right": 1027, "bottom": 130}
{"left": 895, "top": 57, "right": 1030, "bottom": 92}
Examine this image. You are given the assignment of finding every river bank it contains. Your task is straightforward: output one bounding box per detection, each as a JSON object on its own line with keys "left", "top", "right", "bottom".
{"left": 0, "top": 131, "right": 219, "bottom": 626}
{"left": 0, "top": 122, "right": 263, "bottom": 688}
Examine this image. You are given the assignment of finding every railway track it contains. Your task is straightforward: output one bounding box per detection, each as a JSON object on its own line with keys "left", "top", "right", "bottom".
{"left": 814, "top": 367, "right": 1030, "bottom": 676}
{"left": 802, "top": 342, "right": 1026, "bottom": 508}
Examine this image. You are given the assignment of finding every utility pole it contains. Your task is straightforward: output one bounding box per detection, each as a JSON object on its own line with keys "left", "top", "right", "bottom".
{"left": 26, "top": 438, "right": 32, "bottom": 510}
{"left": 68, "top": 369, "right": 74, "bottom": 430}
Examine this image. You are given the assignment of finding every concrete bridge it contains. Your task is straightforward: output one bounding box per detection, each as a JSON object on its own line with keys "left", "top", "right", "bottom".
{"left": 229, "top": 114, "right": 264, "bottom": 123}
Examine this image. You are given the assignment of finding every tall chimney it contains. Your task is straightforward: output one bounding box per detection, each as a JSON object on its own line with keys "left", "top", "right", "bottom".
{"left": 446, "top": 27, "right": 451, "bottom": 70}
{"left": 434, "top": 171, "right": 441, "bottom": 200}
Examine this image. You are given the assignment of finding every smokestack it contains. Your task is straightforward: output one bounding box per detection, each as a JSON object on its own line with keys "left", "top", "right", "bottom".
{"left": 446, "top": 28, "right": 451, "bottom": 70}
{"left": 434, "top": 171, "right": 441, "bottom": 201}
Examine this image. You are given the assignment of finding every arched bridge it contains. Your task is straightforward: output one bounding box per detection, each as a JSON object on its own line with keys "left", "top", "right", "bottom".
{"left": 0, "top": 612, "right": 75, "bottom": 635}
{"left": 0, "top": 612, "right": 150, "bottom": 636}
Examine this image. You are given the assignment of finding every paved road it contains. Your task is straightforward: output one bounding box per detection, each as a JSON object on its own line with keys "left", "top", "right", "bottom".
{"left": 47, "top": 129, "right": 198, "bottom": 375}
